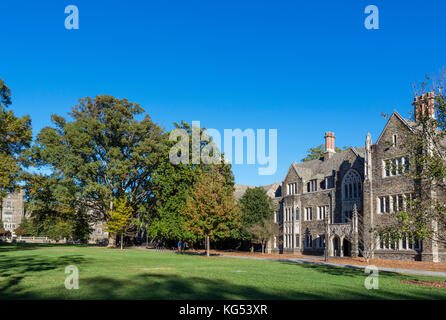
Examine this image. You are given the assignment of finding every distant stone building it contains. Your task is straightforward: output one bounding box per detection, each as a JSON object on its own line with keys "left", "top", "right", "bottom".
{"left": 1, "top": 190, "right": 25, "bottom": 235}
{"left": 234, "top": 182, "right": 282, "bottom": 253}
{"left": 88, "top": 219, "right": 109, "bottom": 244}
{"left": 273, "top": 93, "right": 445, "bottom": 262}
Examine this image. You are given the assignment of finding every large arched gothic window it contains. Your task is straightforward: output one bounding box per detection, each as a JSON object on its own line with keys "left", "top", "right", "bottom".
{"left": 342, "top": 169, "right": 362, "bottom": 200}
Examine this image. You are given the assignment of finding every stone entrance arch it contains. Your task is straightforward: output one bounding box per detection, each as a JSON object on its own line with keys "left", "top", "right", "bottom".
{"left": 343, "top": 238, "right": 351, "bottom": 257}
{"left": 332, "top": 236, "right": 341, "bottom": 257}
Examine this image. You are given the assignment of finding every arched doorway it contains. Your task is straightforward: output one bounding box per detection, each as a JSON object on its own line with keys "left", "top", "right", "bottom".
{"left": 343, "top": 238, "right": 351, "bottom": 257}
{"left": 332, "top": 236, "right": 340, "bottom": 257}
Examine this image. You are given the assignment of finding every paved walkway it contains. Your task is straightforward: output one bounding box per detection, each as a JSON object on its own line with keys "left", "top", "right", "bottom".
{"left": 141, "top": 248, "right": 446, "bottom": 278}
{"left": 215, "top": 253, "right": 446, "bottom": 278}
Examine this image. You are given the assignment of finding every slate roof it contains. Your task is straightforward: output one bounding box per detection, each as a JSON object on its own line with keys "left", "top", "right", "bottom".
{"left": 291, "top": 147, "right": 364, "bottom": 182}
{"left": 234, "top": 182, "right": 280, "bottom": 201}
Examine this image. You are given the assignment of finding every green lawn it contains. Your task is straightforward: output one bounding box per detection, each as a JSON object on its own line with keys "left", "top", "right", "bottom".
{"left": 1, "top": 243, "right": 446, "bottom": 299}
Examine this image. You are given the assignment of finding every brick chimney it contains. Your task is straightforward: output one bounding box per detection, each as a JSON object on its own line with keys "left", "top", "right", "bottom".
{"left": 324, "top": 132, "right": 335, "bottom": 160}
{"left": 413, "top": 92, "right": 435, "bottom": 121}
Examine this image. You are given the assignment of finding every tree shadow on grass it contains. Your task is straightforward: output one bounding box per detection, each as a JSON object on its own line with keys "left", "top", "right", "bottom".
{"left": 67, "top": 273, "right": 329, "bottom": 300}
{"left": 62, "top": 271, "right": 446, "bottom": 300}
{"left": 0, "top": 254, "right": 89, "bottom": 299}
{"left": 0, "top": 243, "right": 90, "bottom": 253}
{"left": 280, "top": 261, "right": 401, "bottom": 277}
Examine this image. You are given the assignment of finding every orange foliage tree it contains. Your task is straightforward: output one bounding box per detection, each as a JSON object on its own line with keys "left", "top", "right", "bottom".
{"left": 183, "top": 169, "right": 241, "bottom": 256}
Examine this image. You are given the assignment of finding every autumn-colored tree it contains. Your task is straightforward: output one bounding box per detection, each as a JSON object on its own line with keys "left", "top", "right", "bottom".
{"left": 0, "top": 227, "right": 11, "bottom": 238}
{"left": 106, "top": 198, "right": 133, "bottom": 250}
{"left": 0, "top": 222, "right": 6, "bottom": 238}
{"left": 245, "top": 218, "right": 281, "bottom": 254}
{"left": 183, "top": 170, "right": 241, "bottom": 256}
{"left": 14, "top": 226, "right": 28, "bottom": 237}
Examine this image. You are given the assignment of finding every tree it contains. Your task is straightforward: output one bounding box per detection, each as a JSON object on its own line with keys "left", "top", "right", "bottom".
{"left": 106, "top": 198, "right": 133, "bottom": 250}
{"left": 149, "top": 121, "right": 234, "bottom": 244}
{"left": 301, "top": 144, "right": 348, "bottom": 162}
{"left": 23, "top": 173, "right": 90, "bottom": 240}
{"left": 239, "top": 187, "right": 274, "bottom": 251}
{"left": 0, "top": 78, "right": 32, "bottom": 198}
{"left": 245, "top": 218, "right": 281, "bottom": 254}
{"left": 14, "top": 226, "right": 28, "bottom": 237}
{"left": 356, "top": 207, "right": 377, "bottom": 263}
{"left": 44, "top": 217, "right": 73, "bottom": 242}
{"left": 183, "top": 170, "right": 241, "bottom": 256}
{"left": 16, "top": 217, "right": 37, "bottom": 236}
{"left": 0, "top": 229, "right": 11, "bottom": 238}
{"left": 32, "top": 95, "right": 166, "bottom": 246}
{"left": 0, "top": 222, "right": 5, "bottom": 238}
{"left": 378, "top": 68, "right": 446, "bottom": 248}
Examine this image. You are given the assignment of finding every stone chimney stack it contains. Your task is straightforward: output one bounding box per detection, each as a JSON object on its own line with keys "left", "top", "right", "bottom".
{"left": 413, "top": 92, "right": 435, "bottom": 121}
{"left": 324, "top": 132, "right": 335, "bottom": 160}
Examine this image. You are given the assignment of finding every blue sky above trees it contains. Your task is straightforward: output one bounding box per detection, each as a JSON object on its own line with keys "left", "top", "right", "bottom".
{"left": 1, "top": 0, "right": 445, "bottom": 185}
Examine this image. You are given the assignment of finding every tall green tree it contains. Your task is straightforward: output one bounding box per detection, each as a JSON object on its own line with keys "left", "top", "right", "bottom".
{"left": 183, "top": 170, "right": 240, "bottom": 256}
{"left": 23, "top": 173, "right": 92, "bottom": 241}
{"left": 32, "top": 95, "right": 166, "bottom": 246}
{"left": 301, "top": 144, "right": 348, "bottom": 162}
{"left": 0, "top": 78, "right": 32, "bottom": 197}
{"left": 239, "top": 187, "right": 274, "bottom": 250}
{"left": 148, "top": 121, "right": 234, "bottom": 244}
{"left": 44, "top": 216, "right": 74, "bottom": 242}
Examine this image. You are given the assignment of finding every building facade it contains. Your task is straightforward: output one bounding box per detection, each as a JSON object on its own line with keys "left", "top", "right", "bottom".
{"left": 273, "top": 93, "right": 446, "bottom": 262}
{"left": 1, "top": 190, "right": 25, "bottom": 235}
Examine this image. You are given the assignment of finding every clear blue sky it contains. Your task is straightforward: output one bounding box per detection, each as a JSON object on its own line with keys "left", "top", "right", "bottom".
{"left": 1, "top": 0, "right": 445, "bottom": 186}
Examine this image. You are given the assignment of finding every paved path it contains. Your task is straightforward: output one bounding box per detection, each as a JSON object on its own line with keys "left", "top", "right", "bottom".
{"left": 214, "top": 253, "right": 446, "bottom": 278}
{"left": 140, "top": 248, "right": 446, "bottom": 278}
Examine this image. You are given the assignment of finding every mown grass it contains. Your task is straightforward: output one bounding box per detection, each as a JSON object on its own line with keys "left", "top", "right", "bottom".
{"left": 0, "top": 243, "right": 445, "bottom": 300}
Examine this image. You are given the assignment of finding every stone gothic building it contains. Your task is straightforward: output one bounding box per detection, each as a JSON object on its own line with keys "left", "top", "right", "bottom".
{"left": 273, "top": 93, "right": 445, "bottom": 262}
{"left": 1, "top": 190, "right": 25, "bottom": 235}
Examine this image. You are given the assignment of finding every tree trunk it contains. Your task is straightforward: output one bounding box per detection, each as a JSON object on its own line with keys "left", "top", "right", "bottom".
{"left": 107, "top": 200, "right": 115, "bottom": 248}
{"left": 120, "top": 234, "right": 124, "bottom": 250}
{"left": 206, "top": 235, "right": 210, "bottom": 257}
{"left": 146, "top": 231, "right": 149, "bottom": 248}
{"left": 108, "top": 234, "right": 116, "bottom": 248}
{"left": 250, "top": 243, "right": 254, "bottom": 253}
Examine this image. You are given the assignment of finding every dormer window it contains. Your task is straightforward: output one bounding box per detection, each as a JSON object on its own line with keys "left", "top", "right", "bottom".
{"left": 288, "top": 183, "right": 297, "bottom": 195}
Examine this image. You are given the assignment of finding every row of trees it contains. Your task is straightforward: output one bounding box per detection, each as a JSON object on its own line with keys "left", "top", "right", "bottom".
{"left": 0, "top": 78, "right": 278, "bottom": 252}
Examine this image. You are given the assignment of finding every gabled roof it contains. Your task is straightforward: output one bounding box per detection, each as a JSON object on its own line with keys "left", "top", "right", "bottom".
{"left": 291, "top": 147, "right": 363, "bottom": 182}
{"left": 376, "top": 110, "right": 415, "bottom": 144}
{"left": 234, "top": 182, "right": 280, "bottom": 201}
